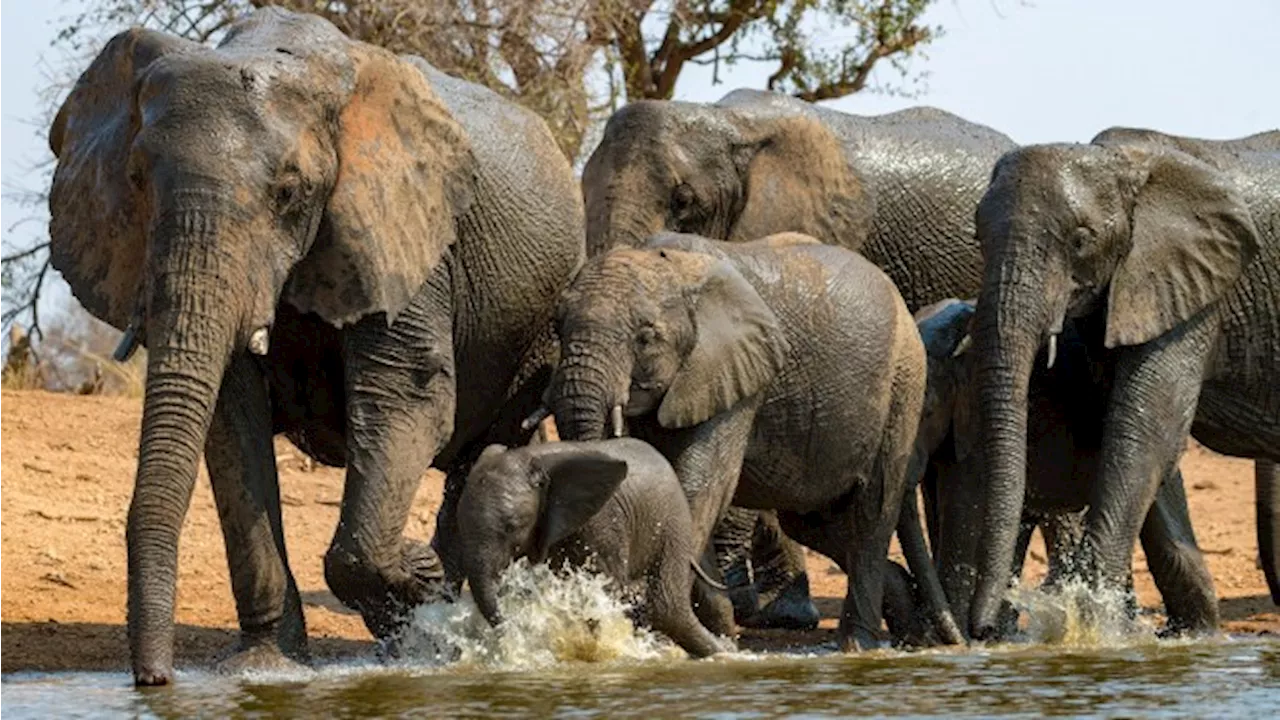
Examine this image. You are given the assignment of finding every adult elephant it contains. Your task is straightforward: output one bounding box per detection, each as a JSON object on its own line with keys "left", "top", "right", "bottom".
{"left": 580, "top": 88, "right": 1015, "bottom": 628}
{"left": 916, "top": 299, "right": 1218, "bottom": 636}
{"left": 47, "top": 8, "right": 583, "bottom": 685}
{"left": 967, "top": 128, "right": 1280, "bottom": 639}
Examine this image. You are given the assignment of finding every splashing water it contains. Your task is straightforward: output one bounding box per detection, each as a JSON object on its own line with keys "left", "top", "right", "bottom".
{"left": 393, "top": 558, "right": 683, "bottom": 671}
{"left": 1007, "top": 578, "right": 1156, "bottom": 647}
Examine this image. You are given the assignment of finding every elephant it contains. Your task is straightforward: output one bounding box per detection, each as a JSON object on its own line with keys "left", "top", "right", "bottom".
{"left": 46, "top": 8, "right": 583, "bottom": 684}
{"left": 914, "top": 298, "right": 1218, "bottom": 636}
{"left": 578, "top": 88, "right": 1016, "bottom": 629}
{"left": 456, "top": 438, "right": 733, "bottom": 658}
{"left": 965, "top": 127, "right": 1280, "bottom": 639}
{"left": 541, "top": 230, "right": 963, "bottom": 650}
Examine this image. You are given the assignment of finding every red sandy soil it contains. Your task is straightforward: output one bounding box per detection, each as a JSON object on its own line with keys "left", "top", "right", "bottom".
{"left": 2, "top": 390, "right": 1275, "bottom": 671}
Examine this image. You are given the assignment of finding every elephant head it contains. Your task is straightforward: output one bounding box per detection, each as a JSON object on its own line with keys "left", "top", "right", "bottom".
{"left": 547, "top": 238, "right": 789, "bottom": 442}
{"left": 580, "top": 98, "right": 870, "bottom": 256}
{"left": 47, "top": 8, "right": 476, "bottom": 683}
{"left": 456, "top": 444, "right": 628, "bottom": 626}
{"left": 966, "top": 135, "right": 1259, "bottom": 637}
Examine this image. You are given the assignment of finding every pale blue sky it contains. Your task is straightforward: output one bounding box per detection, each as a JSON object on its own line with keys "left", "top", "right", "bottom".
{"left": 4, "top": 0, "right": 1278, "bottom": 324}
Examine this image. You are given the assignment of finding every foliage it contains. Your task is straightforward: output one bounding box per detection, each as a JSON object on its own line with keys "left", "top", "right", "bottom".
{"left": 54, "top": 0, "right": 944, "bottom": 161}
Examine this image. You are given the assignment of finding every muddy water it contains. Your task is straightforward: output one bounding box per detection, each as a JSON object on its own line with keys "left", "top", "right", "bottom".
{"left": 4, "top": 563, "right": 1278, "bottom": 718}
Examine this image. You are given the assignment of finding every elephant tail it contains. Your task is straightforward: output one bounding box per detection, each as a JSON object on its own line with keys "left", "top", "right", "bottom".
{"left": 691, "top": 559, "right": 729, "bottom": 592}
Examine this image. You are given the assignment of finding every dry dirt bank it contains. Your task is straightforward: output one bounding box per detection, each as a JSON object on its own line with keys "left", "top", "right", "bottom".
{"left": 2, "top": 390, "right": 1275, "bottom": 671}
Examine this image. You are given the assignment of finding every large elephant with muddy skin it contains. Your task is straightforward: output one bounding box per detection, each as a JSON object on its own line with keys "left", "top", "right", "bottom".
{"left": 579, "top": 89, "right": 1016, "bottom": 628}
{"left": 965, "top": 128, "right": 1280, "bottom": 639}
{"left": 47, "top": 8, "right": 583, "bottom": 685}
{"left": 916, "top": 299, "right": 1222, "bottom": 637}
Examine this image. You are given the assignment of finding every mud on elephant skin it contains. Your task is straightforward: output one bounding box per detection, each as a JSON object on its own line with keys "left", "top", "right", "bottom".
{"left": 915, "top": 298, "right": 1218, "bottom": 638}
{"left": 47, "top": 7, "right": 583, "bottom": 684}
{"left": 542, "top": 231, "right": 961, "bottom": 651}
{"left": 456, "top": 439, "right": 733, "bottom": 658}
{"left": 963, "top": 129, "right": 1280, "bottom": 638}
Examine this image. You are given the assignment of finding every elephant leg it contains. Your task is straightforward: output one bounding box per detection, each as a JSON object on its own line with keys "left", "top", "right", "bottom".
{"left": 650, "top": 553, "right": 732, "bottom": 658}
{"left": 748, "top": 511, "right": 819, "bottom": 630}
{"left": 883, "top": 559, "right": 928, "bottom": 647}
{"left": 712, "top": 506, "right": 763, "bottom": 623}
{"left": 205, "top": 354, "right": 307, "bottom": 669}
{"left": 325, "top": 274, "right": 454, "bottom": 642}
{"left": 1078, "top": 317, "right": 1217, "bottom": 611}
{"left": 1258, "top": 459, "right": 1280, "bottom": 605}
{"left": 1139, "top": 468, "right": 1219, "bottom": 635}
{"left": 1041, "top": 511, "right": 1085, "bottom": 588}
{"left": 838, "top": 492, "right": 900, "bottom": 652}
{"left": 714, "top": 507, "right": 819, "bottom": 631}
{"left": 897, "top": 471, "right": 964, "bottom": 645}
{"left": 640, "top": 401, "right": 759, "bottom": 637}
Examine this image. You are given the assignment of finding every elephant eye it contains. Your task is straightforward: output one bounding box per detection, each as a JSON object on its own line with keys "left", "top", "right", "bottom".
{"left": 636, "top": 325, "right": 659, "bottom": 346}
{"left": 669, "top": 183, "right": 699, "bottom": 227}
{"left": 273, "top": 173, "right": 305, "bottom": 211}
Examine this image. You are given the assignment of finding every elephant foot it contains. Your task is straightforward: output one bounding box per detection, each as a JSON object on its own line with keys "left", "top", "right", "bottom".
{"left": 745, "top": 572, "right": 821, "bottom": 630}
{"left": 132, "top": 663, "right": 174, "bottom": 687}
{"left": 216, "top": 639, "right": 310, "bottom": 677}
{"left": 838, "top": 625, "right": 887, "bottom": 653}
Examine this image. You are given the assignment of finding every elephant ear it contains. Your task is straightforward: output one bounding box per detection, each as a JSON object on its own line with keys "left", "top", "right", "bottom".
{"left": 47, "top": 29, "right": 197, "bottom": 331}
{"left": 286, "top": 45, "right": 478, "bottom": 328}
{"left": 729, "top": 114, "right": 871, "bottom": 246}
{"left": 533, "top": 451, "right": 629, "bottom": 560}
{"left": 1105, "top": 147, "right": 1259, "bottom": 348}
{"left": 658, "top": 259, "right": 790, "bottom": 428}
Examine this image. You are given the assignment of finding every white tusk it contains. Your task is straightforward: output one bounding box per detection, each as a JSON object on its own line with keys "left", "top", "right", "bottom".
{"left": 521, "top": 405, "right": 551, "bottom": 432}
{"left": 951, "top": 335, "right": 973, "bottom": 358}
{"left": 1046, "top": 334, "right": 1058, "bottom": 370}
{"left": 611, "top": 404, "right": 625, "bottom": 438}
{"left": 248, "top": 327, "right": 270, "bottom": 356}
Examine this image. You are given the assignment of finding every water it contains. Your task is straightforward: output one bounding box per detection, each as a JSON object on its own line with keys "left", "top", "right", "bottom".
{"left": 5, "top": 563, "right": 1279, "bottom": 718}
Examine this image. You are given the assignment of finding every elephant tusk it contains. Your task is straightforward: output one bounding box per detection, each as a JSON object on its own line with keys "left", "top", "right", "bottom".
{"left": 112, "top": 318, "right": 143, "bottom": 363}
{"left": 611, "top": 404, "right": 625, "bottom": 438}
{"left": 521, "top": 405, "right": 551, "bottom": 432}
{"left": 951, "top": 335, "right": 973, "bottom": 358}
{"left": 248, "top": 327, "right": 270, "bottom": 356}
{"left": 1046, "top": 333, "right": 1058, "bottom": 370}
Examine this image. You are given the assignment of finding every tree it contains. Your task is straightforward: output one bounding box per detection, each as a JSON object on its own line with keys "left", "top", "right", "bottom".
{"left": 5, "top": 0, "right": 950, "bottom": 342}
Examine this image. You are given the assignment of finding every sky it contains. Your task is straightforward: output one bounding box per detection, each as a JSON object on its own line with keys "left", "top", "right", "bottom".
{"left": 3, "top": 0, "right": 1279, "bottom": 326}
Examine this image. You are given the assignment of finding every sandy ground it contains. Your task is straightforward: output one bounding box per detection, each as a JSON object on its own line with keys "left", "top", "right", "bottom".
{"left": 2, "top": 390, "right": 1276, "bottom": 672}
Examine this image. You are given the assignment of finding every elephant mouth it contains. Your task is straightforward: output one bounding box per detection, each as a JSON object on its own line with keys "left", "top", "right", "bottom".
{"left": 625, "top": 383, "right": 662, "bottom": 416}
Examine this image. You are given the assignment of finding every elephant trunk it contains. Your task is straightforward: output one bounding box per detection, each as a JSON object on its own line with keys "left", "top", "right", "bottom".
{"left": 128, "top": 209, "right": 244, "bottom": 685}
{"left": 466, "top": 554, "right": 507, "bottom": 628}
{"left": 551, "top": 342, "right": 628, "bottom": 442}
{"left": 968, "top": 269, "right": 1046, "bottom": 639}
{"left": 1259, "top": 460, "right": 1280, "bottom": 604}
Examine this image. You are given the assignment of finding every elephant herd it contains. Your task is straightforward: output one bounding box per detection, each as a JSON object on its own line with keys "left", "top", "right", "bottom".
{"left": 44, "top": 8, "right": 1278, "bottom": 685}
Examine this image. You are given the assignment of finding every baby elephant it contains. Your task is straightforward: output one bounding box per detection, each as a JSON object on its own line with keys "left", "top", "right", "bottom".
{"left": 456, "top": 438, "right": 732, "bottom": 658}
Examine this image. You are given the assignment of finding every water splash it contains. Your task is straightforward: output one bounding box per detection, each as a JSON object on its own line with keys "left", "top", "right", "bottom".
{"left": 393, "top": 558, "right": 682, "bottom": 671}
{"left": 1007, "top": 578, "right": 1155, "bottom": 647}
